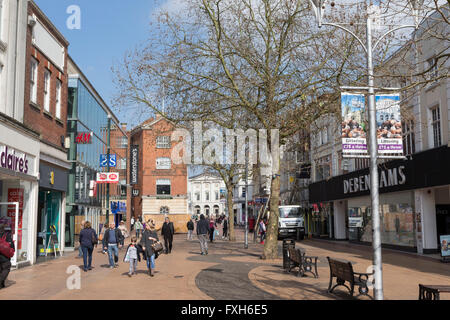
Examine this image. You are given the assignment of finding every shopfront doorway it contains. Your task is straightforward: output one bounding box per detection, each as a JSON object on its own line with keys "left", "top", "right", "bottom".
{"left": 36, "top": 190, "right": 62, "bottom": 261}
{"left": 436, "top": 205, "right": 450, "bottom": 250}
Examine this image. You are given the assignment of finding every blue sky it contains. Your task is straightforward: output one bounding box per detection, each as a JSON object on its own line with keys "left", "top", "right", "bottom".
{"left": 35, "top": 0, "right": 164, "bottom": 128}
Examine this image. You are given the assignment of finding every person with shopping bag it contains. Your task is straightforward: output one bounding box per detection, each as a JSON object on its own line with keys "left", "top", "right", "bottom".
{"left": 140, "top": 220, "right": 160, "bottom": 277}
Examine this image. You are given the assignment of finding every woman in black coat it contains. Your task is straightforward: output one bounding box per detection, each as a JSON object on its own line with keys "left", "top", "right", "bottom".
{"left": 79, "top": 221, "right": 98, "bottom": 272}
{"left": 139, "top": 220, "right": 159, "bottom": 277}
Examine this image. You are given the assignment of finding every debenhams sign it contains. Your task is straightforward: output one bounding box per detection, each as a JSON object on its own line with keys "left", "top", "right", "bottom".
{"left": 343, "top": 165, "right": 406, "bottom": 194}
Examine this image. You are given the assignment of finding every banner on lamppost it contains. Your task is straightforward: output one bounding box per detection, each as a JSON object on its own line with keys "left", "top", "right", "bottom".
{"left": 341, "top": 93, "right": 367, "bottom": 154}
{"left": 375, "top": 93, "right": 403, "bottom": 154}
{"left": 341, "top": 92, "right": 403, "bottom": 155}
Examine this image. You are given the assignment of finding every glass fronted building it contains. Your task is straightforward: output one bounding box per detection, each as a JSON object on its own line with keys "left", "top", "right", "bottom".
{"left": 65, "top": 57, "right": 128, "bottom": 248}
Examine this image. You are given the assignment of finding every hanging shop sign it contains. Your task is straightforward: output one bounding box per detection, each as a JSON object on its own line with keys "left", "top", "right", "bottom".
{"left": 89, "top": 180, "right": 97, "bottom": 197}
{"left": 75, "top": 132, "right": 93, "bottom": 144}
{"left": 341, "top": 92, "right": 403, "bottom": 155}
{"left": 100, "top": 154, "right": 117, "bottom": 168}
{"left": 96, "top": 172, "right": 119, "bottom": 184}
{"left": 132, "top": 189, "right": 140, "bottom": 197}
{"left": 130, "top": 145, "right": 139, "bottom": 185}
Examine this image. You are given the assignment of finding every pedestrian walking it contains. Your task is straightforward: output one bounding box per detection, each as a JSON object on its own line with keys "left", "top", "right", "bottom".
{"left": 100, "top": 223, "right": 109, "bottom": 254}
{"left": 161, "top": 217, "right": 174, "bottom": 254}
{"left": 78, "top": 220, "right": 85, "bottom": 257}
{"left": 118, "top": 221, "right": 129, "bottom": 248}
{"left": 209, "top": 217, "right": 217, "bottom": 243}
{"left": 0, "top": 224, "right": 14, "bottom": 289}
{"left": 130, "top": 216, "right": 135, "bottom": 231}
{"left": 197, "top": 214, "right": 210, "bottom": 255}
{"left": 222, "top": 217, "right": 228, "bottom": 239}
{"left": 140, "top": 220, "right": 159, "bottom": 277}
{"left": 103, "top": 222, "right": 123, "bottom": 268}
{"left": 134, "top": 219, "right": 143, "bottom": 240}
{"left": 186, "top": 218, "right": 194, "bottom": 241}
{"left": 79, "top": 221, "right": 98, "bottom": 272}
{"left": 124, "top": 236, "right": 140, "bottom": 277}
{"left": 259, "top": 219, "right": 267, "bottom": 244}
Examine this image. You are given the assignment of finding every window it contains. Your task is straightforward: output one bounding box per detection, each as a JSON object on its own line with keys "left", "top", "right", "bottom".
{"left": 160, "top": 206, "right": 169, "bottom": 215}
{"left": 426, "top": 57, "right": 438, "bottom": 80}
{"left": 431, "top": 106, "right": 441, "bottom": 147}
{"left": 402, "top": 120, "right": 415, "bottom": 155}
{"left": 205, "top": 192, "right": 209, "bottom": 201}
{"left": 315, "top": 155, "right": 331, "bottom": 181}
{"left": 156, "top": 157, "right": 171, "bottom": 169}
{"left": 156, "top": 136, "right": 170, "bottom": 148}
{"left": 119, "top": 158, "right": 127, "bottom": 170}
{"left": 156, "top": 179, "right": 171, "bottom": 195}
{"left": 44, "top": 70, "right": 51, "bottom": 112}
{"left": 241, "top": 187, "right": 246, "bottom": 198}
{"left": 30, "top": 58, "right": 38, "bottom": 103}
{"left": 117, "top": 136, "right": 128, "bottom": 148}
{"left": 215, "top": 191, "right": 219, "bottom": 201}
{"left": 196, "top": 192, "right": 200, "bottom": 201}
{"left": 55, "top": 79, "right": 62, "bottom": 119}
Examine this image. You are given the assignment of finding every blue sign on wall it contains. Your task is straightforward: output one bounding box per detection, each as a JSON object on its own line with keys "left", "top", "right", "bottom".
{"left": 440, "top": 235, "right": 450, "bottom": 258}
{"left": 100, "top": 154, "right": 117, "bottom": 168}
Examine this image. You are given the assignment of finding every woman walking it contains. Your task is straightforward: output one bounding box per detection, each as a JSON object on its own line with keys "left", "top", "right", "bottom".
{"left": 140, "top": 220, "right": 159, "bottom": 277}
{"left": 118, "top": 221, "right": 129, "bottom": 248}
{"left": 209, "top": 218, "right": 216, "bottom": 243}
{"left": 79, "top": 221, "right": 98, "bottom": 272}
{"left": 134, "top": 219, "right": 143, "bottom": 240}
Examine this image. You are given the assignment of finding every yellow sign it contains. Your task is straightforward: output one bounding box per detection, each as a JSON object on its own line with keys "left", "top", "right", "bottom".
{"left": 50, "top": 171, "right": 55, "bottom": 185}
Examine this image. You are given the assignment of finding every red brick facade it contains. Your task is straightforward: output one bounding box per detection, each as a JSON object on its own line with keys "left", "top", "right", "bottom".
{"left": 23, "top": 2, "right": 69, "bottom": 150}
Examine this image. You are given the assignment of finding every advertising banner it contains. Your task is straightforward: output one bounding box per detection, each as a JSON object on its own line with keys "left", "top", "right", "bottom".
{"left": 375, "top": 94, "right": 403, "bottom": 154}
{"left": 130, "top": 145, "right": 139, "bottom": 185}
{"left": 341, "top": 93, "right": 367, "bottom": 153}
{"left": 341, "top": 92, "right": 403, "bottom": 155}
{"left": 440, "top": 235, "right": 450, "bottom": 258}
{"left": 96, "top": 172, "right": 119, "bottom": 184}
{"left": 100, "top": 154, "right": 117, "bottom": 168}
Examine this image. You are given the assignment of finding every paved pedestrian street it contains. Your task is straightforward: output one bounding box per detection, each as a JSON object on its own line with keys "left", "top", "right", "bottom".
{"left": 1, "top": 229, "right": 449, "bottom": 300}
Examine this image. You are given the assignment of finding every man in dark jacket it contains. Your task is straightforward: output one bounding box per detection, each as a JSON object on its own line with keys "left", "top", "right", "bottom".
{"left": 186, "top": 219, "right": 194, "bottom": 241}
{"left": 196, "top": 214, "right": 210, "bottom": 255}
{"left": 0, "top": 224, "right": 14, "bottom": 289}
{"left": 222, "top": 217, "right": 228, "bottom": 239}
{"left": 161, "top": 217, "right": 174, "bottom": 254}
{"left": 103, "top": 223, "right": 123, "bottom": 268}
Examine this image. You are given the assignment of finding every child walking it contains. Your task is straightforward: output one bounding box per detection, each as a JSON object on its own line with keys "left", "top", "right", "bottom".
{"left": 124, "top": 236, "right": 140, "bottom": 277}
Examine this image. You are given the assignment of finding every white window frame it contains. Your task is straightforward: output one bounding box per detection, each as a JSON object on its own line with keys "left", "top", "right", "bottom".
{"left": 156, "top": 157, "right": 171, "bottom": 170}
{"left": 55, "top": 79, "right": 61, "bottom": 119}
{"left": 430, "top": 106, "right": 441, "bottom": 148}
{"left": 44, "top": 70, "right": 51, "bottom": 112}
{"left": 30, "top": 58, "right": 38, "bottom": 103}
{"left": 156, "top": 136, "right": 170, "bottom": 148}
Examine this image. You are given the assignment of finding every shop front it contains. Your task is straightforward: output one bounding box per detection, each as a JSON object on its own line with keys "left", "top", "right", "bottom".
{"left": 310, "top": 202, "right": 334, "bottom": 238}
{"left": 0, "top": 121, "right": 40, "bottom": 267}
{"left": 36, "top": 161, "right": 68, "bottom": 261}
{"left": 309, "top": 146, "right": 450, "bottom": 254}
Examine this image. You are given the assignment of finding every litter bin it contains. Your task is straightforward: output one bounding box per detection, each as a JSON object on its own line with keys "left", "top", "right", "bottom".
{"left": 282, "top": 238, "right": 295, "bottom": 270}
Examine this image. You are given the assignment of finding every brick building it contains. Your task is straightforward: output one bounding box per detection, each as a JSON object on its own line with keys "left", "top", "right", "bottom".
{"left": 22, "top": 1, "right": 70, "bottom": 262}
{"left": 129, "top": 116, "right": 189, "bottom": 232}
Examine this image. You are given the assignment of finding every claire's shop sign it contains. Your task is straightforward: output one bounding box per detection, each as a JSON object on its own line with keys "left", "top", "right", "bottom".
{"left": 0, "top": 145, "right": 34, "bottom": 175}
{"left": 344, "top": 165, "right": 406, "bottom": 194}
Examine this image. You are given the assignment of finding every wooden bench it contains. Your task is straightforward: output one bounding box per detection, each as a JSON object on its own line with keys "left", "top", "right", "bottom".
{"left": 419, "top": 284, "right": 450, "bottom": 300}
{"left": 326, "top": 257, "right": 374, "bottom": 298}
{"left": 287, "top": 248, "right": 319, "bottom": 278}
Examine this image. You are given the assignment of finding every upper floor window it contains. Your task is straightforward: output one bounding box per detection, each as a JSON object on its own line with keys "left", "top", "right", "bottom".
{"left": 431, "top": 106, "right": 441, "bottom": 148}
{"left": 402, "top": 120, "right": 415, "bottom": 155}
{"left": 119, "top": 158, "right": 127, "bottom": 170}
{"left": 196, "top": 192, "right": 200, "bottom": 201}
{"left": 241, "top": 187, "right": 246, "bottom": 198}
{"left": 156, "top": 157, "right": 171, "bottom": 169}
{"left": 44, "top": 70, "right": 51, "bottom": 112}
{"left": 426, "top": 57, "right": 438, "bottom": 80}
{"left": 205, "top": 191, "right": 210, "bottom": 201}
{"left": 156, "top": 179, "right": 171, "bottom": 195}
{"left": 215, "top": 191, "right": 219, "bottom": 201}
{"left": 156, "top": 136, "right": 170, "bottom": 148}
{"left": 315, "top": 155, "right": 331, "bottom": 181}
{"left": 55, "top": 79, "right": 62, "bottom": 119}
{"left": 30, "top": 58, "right": 38, "bottom": 103}
{"left": 117, "top": 136, "right": 128, "bottom": 148}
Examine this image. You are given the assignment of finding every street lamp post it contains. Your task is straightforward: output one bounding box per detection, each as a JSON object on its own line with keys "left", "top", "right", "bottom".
{"left": 309, "top": 0, "right": 421, "bottom": 300}
{"left": 244, "top": 145, "right": 249, "bottom": 249}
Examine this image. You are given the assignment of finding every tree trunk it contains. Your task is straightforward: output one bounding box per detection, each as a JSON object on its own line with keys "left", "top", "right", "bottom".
{"left": 263, "top": 174, "right": 280, "bottom": 260}
{"left": 227, "top": 188, "right": 236, "bottom": 241}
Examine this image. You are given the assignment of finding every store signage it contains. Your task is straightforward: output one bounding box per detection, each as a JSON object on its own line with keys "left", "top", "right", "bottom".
{"left": 440, "top": 235, "right": 450, "bottom": 258}
{"left": 75, "top": 132, "right": 93, "bottom": 144}
{"left": 132, "top": 189, "right": 139, "bottom": 197}
{"left": 100, "top": 154, "right": 117, "bottom": 168}
{"left": 343, "top": 165, "right": 406, "bottom": 194}
{"left": 341, "top": 93, "right": 403, "bottom": 155}
{"left": 0, "top": 145, "right": 30, "bottom": 174}
{"left": 130, "top": 145, "right": 139, "bottom": 185}
{"left": 96, "top": 172, "right": 119, "bottom": 184}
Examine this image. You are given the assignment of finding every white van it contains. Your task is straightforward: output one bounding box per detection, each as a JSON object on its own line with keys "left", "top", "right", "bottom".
{"left": 278, "top": 205, "right": 305, "bottom": 240}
